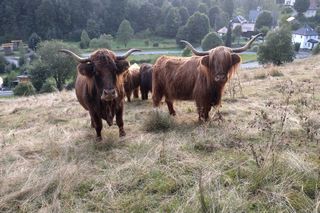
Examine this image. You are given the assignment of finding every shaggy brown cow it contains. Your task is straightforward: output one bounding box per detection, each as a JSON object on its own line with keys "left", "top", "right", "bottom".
{"left": 60, "top": 48, "right": 140, "bottom": 139}
{"left": 152, "top": 34, "right": 261, "bottom": 121}
{"left": 123, "top": 64, "right": 140, "bottom": 102}
{"left": 139, "top": 63, "right": 153, "bottom": 100}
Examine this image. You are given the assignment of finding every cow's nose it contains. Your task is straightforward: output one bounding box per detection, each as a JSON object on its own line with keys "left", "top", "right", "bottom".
{"left": 103, "top": 89, "right": 116, "bottom": 97}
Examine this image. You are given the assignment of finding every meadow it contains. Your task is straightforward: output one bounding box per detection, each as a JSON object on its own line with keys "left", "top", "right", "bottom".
{"left": 0, "top": 55, "right": 319, "bottom": 212}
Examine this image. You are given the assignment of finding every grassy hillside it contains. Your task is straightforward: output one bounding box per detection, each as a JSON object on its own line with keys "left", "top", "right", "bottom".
{"left": 0, "top": 56, "right": 319, "bottom": 212}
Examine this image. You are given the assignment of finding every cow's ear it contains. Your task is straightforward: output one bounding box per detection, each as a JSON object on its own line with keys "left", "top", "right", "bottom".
{"left": 77, "top": 63, "right": 94, "bottom": 77}
{"left": 231, "top": 53, "right": 241, "bottom": 66}
{"left": 115, "top": 60, "right": 130, "bottom": 75}
{"left": 201, "top": 56, "right": 210, "bottom": 68}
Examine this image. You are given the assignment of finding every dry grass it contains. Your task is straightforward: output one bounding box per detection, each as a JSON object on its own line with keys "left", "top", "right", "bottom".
{"left": 1, "top": 56, "right": 320, "bottom": 212}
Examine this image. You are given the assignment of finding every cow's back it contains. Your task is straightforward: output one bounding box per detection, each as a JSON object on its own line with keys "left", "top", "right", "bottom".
{"left": 153, "top": 56, "right": 202, "bottom": 100}
{"left": 140, "top": 63, "right": 152, "bottom": 92}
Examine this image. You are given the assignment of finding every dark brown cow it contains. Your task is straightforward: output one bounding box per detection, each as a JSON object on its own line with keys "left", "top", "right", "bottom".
{"left": 123, "top": 64, "right": 140, "bottom": 102}
{"left": 152, "top": 34, "right": 261, "bottom": 121}
{"left": 60, "top": 48, "right": 140, "bottom": 139}
{"left": 139, "top": 63, "right": 153, "bottom": 100}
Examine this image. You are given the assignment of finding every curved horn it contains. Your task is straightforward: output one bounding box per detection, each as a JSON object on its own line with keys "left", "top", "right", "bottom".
{"left": 180, "top": 40, "right": 209, "bottom": 56}
{"left": 59, "top": 49, "right": 91, "bottom": 63}
{"left": 231, "top": 33, "right": 262, "bottom": 53}
{"left": 116, "top": 49, "right": 141, "bottom": 60}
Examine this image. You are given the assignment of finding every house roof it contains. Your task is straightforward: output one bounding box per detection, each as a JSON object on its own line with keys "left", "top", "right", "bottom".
{"left": 293, "top": 24, "right": 318, "bottom": 36}
{"left": 2, "top": 43, "right": 13, "bottom": 48}
{"left": 307, "top": 38, "right": 319, "bottom": 43}
{"left": 217, "top": 27, "right": 228, "bottom": 34}
{"left": 232, "top": 15, "right": 247, "bottom": 24}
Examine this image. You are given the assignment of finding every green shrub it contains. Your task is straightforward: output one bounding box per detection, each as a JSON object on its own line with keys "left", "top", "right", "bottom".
{"left": 89, "top": 34, "right": 112, "bottom": 49}
{"left": 40, "top": 80, "right": 58, "bottom": 93}
{"left": 294, "top": 43, "right": 301, "bottom": 52}
{"left": 13, "top": 82, "right": 36, "bottom": 96}
{"left": 143, "top": 111, "right": 174, "bottom": 132}
{"left": 312, "top": 43, "right": 320, "bottom": 55}
{"left": 201, "top": 32, "right": 223, "bottom": 51}
{"left": 182, "top": 47, "right": 191, "bottom": 57}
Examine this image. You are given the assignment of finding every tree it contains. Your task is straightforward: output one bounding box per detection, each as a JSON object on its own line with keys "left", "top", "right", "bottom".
{"left": 198, "top": 3, "right": 208, "bottom": 14}
{"left": 29, "top": 60, "right": 50, "bottom": 91}
{"left": 117, "top": 19, "right": 134, "bottom": 47}
{"left": 28, "top": 33, "right": 41, "bottom": 51}
{"left": 257, "top": 28, "right": 295, "bottom": 66}
{"left": 201, "top": 32, "right": 223, "bottom": 51}
{"left": 86, "top": 18, "right": 101, "bottom": 38}
{"left": 232, "top": 25, "right": 242, "bottom": 45}
{"left": 80, "top": 30, "right": 90, "bottom": 49}
{"left": 179, "top": 7, "right": 190, "bottom": 25}
{"left": 225, "top": 20, "right": 232, "bottom": 47}
{"left": 255, "top": 11, "right": 273, "bottom": 31}
{"left": 208, "top": 6, "right": 220, "bottom": 30}
{"left": 294, "top": 0, "right": 310, "bottom": 15}
{"left": 165, "top": 7, "right": 182, "bottom": 37}
{"left": 222, "top": 0, "right": 234, "bottom": 18}
{"left": 183, "top": 12, "right": 210, "bottom": 43}
{"left": 37, "top": 40, "right": 78, "bottom": 90}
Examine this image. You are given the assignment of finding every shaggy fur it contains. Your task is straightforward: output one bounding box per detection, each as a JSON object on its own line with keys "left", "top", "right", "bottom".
{"left": 123, "top": 65, "right": 140, "bottom": 102}
{"left": 152, "top": 46, "right": 240, "bottom": 121}
{"left": 139, "top": 63, "right": 153, "bottom": 100}
{"left": 75, "top": 49, "right": 129, "bottom": 138}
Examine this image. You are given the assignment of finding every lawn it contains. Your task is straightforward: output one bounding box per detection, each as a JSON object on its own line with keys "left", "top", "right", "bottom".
{"left": 1, "top": 55, "right": 319, "bottom": 212}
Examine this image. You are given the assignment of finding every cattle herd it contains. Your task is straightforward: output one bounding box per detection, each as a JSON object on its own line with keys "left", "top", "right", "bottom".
{"left": 60, "top": 34, "right": 261, "bottom": 139}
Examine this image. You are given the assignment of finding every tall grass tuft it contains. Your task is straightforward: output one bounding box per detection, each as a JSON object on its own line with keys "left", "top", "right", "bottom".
{"left": 142, "top": 110, "right": 174, "bottom": 132}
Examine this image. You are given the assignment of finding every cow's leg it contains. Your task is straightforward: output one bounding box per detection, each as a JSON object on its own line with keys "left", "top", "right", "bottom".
{"left": 204, "top": 105, "right": 211, "bottom": 121}
{"left": 116, "top": 102, "right": 126, "bottom": 137}
{"left": 152, "top": 86, "right": 163, "bottom": 107}
{"left": 126, "top": 91, "right": 131, "bottom": 102}
{"left": 89, "top": 111, "right": 102, "bottom": 139}
{"left": 133, "top": 87, "right": 139, "bottom": 99}
{"left": 165, "top": 98, "right": 176, "bottom": 116}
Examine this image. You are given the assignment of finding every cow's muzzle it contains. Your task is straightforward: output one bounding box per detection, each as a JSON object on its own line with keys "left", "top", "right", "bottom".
{"left": 101, "top": 89, "right": 117, "bottom": 101}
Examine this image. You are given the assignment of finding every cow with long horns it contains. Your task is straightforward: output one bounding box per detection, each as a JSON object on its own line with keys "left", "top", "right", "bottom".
{"left": 60, "top": 48, "right": 140, "bottom": 139}
{"left": 152, "top": 34, "right": 261, "bottom": 121}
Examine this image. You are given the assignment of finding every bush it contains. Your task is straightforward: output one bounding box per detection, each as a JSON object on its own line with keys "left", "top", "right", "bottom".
{"left": 80, "top": 30, "right": 90, "bottom": 49}
{"left": 153, "top": 42, "right": 159, "bottom": 47}
{"left": 29, "top": 60, "right": 49, "bottom": 91}
{"left": 182, "top": 47, "right": 191, "bottom": 57}
{"left": 3, "top": 71, "right": 17, "bottom": 88}
{"left": 13, "top": 82, "right": 36, "bottom": 96}
{"left": 143, "top": 111, "right": 174, "bottom": 132}
{"left": 89, "top": 34, "right": 112, "bottom": 49}
{"left": 40, "top": 80, "right": 57, "bottom": 93}
{"left": 257, "top": 27, "right": 295, "bottom": 66}
{"left": 312, "top": 43, "right": 320, "bottom": 55}
{"left": 0, "top": 54, "right": 6, "bottom": 73}
{"left": 294, "top": 43, "right": 301, "bottom": 52}
{"left": 201, "top": 32, "right": 223, "bottom": 51}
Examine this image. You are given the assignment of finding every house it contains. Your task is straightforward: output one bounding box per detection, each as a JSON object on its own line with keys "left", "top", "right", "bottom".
{"left": 304, "top": 0, "right": 318, "bottom": 17}
{"left": 292, "top": 24, "right": 319, "bottom": 49}
{"left": 11, "top": 71, "right": 31, "bottom": 87}
{"left": 284, "top": 0, "right": 295, "bottom": 6}
{"left": 11, "top": 40, "right": 23, "bottom": 51}
{"left": 2, "top": 43, "right": 13, "bottom": 55}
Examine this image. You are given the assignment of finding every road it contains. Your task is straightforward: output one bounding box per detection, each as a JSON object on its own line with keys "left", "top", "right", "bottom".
{"left": 0, "top": 90, "right": 13, "bottom": 97}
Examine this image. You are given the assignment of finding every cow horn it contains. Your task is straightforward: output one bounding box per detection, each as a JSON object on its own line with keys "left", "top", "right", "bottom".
{"left": 231, "top": 33, "right": 262, "bottom": 53}
{"left": 116, "top": 49, "right": 141, "bottom": 60}
{"left": 180, "top": 40, "right": 209, "bottom": 56}
{"left": 59, "top": 49, "right": 91, "bottom": 63}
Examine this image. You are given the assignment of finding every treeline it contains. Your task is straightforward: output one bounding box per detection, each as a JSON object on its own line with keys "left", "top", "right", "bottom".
{"left": 0, "top": 0, "right": 277, "bottom": 43}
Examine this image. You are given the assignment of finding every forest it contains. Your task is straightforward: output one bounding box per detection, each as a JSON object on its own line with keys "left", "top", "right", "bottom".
{"left": 0, "top": 0, "right": 281, "bottom": 43}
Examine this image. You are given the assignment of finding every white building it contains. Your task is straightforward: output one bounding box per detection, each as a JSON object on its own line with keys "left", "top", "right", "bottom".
{"left": 292, "top": 24, "right": 319, "bottom": 50}
{"left": 284, "top": 0, "right": 295, "bottom": 6}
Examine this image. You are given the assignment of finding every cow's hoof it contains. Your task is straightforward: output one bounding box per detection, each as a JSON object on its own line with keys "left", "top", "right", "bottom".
{"left": 96, "top": 136, "right": 102, "bottom": 142}
{"left": 119, "top": 130, "right": 126, "bottom": 137}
